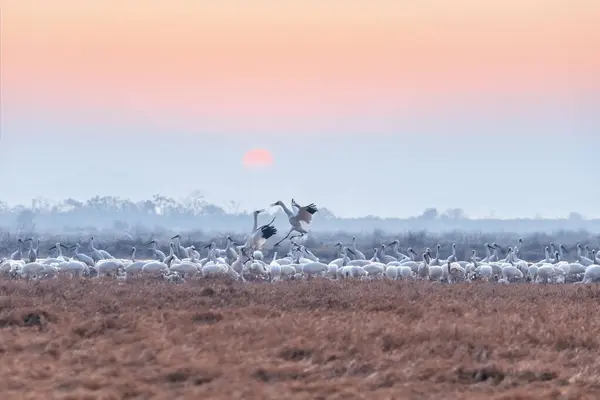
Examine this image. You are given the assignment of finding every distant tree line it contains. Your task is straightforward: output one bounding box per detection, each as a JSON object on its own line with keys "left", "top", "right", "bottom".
{"left": 0, "top": 194, "right": 597, "bottom": 236}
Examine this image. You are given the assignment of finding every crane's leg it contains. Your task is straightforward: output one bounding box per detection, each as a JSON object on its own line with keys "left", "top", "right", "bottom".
{"left": 274, "top": 227, "right": 295, "bottom": 247}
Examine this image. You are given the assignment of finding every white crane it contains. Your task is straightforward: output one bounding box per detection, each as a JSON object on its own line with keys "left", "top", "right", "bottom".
{"left": 170, "top": 234, "right": 189, "bottom": 259}
{"left": 49, "top": 243, "right": 69, "bottom": 261}
{"left": 350, "top": 237, "right": 366, "bottom": 260}
{"left": 10, "top": 239, "right": 25, "bottom": 260}
{"left": 24, "top": 237, "right": 39, "bottom": 262}
{"left": 69, "top": 243, "right": 95, "bottom": 267}
{"left": 147, "top": 240, "right": 166, "bottom": 262}
{"left": 243, "top": 216, "right": 278, "bottom": 251}
{"left": 89, "top": 236, "right": 114, "bottom": 260}
{"left": 270, "top": 199, "right": 318, "bottom": 246}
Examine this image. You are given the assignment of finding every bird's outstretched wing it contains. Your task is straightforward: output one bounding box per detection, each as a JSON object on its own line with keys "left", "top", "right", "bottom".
{"left": 291, "top": 199, "right": 300, "bottom": 213}
{"left": 296, "top": 203, "right": 318, "bottom": 224}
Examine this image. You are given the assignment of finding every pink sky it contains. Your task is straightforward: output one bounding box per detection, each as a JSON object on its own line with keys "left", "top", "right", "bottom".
{"left": 3, "top": 0, "right": 599, "bottom": 128}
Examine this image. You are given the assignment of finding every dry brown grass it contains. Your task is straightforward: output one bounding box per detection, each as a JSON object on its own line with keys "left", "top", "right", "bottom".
{"left": 1, "top": 279, "right": 600, "bottom": 399}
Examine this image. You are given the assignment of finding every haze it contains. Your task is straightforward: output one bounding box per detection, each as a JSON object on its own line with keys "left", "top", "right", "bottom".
{"left": 2, "top": 1, "right": 599, "bottom": 219}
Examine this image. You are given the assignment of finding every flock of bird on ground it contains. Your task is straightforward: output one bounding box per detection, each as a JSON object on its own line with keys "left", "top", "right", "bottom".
{"left": 2, "top": 199, "right": 600, "bottom": 284}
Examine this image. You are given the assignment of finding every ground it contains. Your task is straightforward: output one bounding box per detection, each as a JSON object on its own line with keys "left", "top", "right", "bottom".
{"left": 1, "top": 279, "right": 600, "bottom": 399}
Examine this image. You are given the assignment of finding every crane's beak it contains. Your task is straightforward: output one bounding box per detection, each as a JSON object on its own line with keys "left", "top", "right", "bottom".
{"left": 410, "top": 249, "right": 417, "bottom": 256}
{"left": 347, "top": 249, "right": 355, "bottom": 255}
{"left": 171, "top": 234, "right": 180, "bottom": 240}
{"left": 49, "top": 246, "right": 56, "bottom": 250}
{"left": 60, "top": 244, "right": 68, "bottom": 249}
{"left": 203, "top": 244, "right": 211, "bottom": 249}
{"left": 255, "top": 209, "right": 265, "bottom": 213}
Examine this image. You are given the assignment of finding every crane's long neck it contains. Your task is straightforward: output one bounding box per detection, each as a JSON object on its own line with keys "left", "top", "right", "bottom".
{"left": 131, "top": 249, "right": 136, "bottom": 261}
{"left": 377, "top": 246, "right": 386, "bottom": 258}
{"left": 545, "top": 248, "right": 550, "bottom": 261}
{"left": 511, "top": 251, "right": 518, "bottom": 262}
{"left": 550, "top": 243, "right": 556, "bottom": 255}
{"left": 271, "top": 251, "right": 278, "bottom": 262}
{"left": 252, "top": 213, "right": 259, "bottom": 231}
{"left": 300, "top": 247, "right": 308, "bottom": 258}
{"left": 371, "top": 249, "right": 378, "bottom": 261}
{"left": 342, "top": 248, "right": 350, "bottom": 261}
{"left": 351, "top": 238, "right": 359, "bottom": 251}
{"left": 56, "top": 245, "right": 63, "bottom": 257}
{"left": 279, "top": 203, "right": 294, "bottom": 218}
{"left": 17, "top": 241, "right": 23, "bottom": 253}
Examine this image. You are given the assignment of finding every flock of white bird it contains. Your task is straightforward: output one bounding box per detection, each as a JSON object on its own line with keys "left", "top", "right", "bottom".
{"left": 2, "top": 199, "right": 600, "bottom": 285}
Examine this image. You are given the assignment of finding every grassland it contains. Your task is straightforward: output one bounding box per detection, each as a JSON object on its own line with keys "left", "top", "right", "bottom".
{"left": 1, "top": 279, "right": 600, "bottom": 399}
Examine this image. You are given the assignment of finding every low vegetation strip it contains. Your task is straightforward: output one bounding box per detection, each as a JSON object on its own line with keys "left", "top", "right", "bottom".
{"left": 0, "top": 279, "right": 599, "bottom": 399}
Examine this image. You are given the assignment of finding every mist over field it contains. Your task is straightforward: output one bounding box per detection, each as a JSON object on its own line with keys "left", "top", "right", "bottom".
{"left": 1, "top": 194, "right": 597, "bottom": 261}
{"left": 2, "top": 193, "right": 597, "bottom": 235}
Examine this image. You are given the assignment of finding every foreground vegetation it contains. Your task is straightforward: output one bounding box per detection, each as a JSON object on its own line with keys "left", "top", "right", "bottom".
{"left": 1, "top": 279, "right": 599, "bottom": 399}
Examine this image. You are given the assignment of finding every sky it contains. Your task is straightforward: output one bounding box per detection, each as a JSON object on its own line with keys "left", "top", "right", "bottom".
{"left": 1, "top": 0, "right": 599, "bottom": 219}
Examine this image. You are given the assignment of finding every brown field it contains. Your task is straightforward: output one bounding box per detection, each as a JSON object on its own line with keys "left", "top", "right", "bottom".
{"left": 1, "top": 280, "right": 600, "bottom": 400}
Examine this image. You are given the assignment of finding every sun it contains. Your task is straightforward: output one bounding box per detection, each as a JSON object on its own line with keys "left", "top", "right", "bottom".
{"left": 242, "top": 148, "right": 274, "bottom": 169}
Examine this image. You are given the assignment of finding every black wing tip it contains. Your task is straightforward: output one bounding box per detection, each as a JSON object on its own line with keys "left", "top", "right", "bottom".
{"left": 306, "top": 203, "right": 318, "bottom": 214}
{"left": 261, "top": 225, "right": 277, "bottom": 239}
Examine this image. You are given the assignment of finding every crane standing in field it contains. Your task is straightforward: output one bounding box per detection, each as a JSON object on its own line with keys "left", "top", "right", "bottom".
{"left": 270, "top": 198, "right": 318, "bottom": 247}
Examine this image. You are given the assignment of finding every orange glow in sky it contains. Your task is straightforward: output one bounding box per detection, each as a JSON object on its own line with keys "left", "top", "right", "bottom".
{"left": 242, "top": 148, "right": 274, "bottom": 169}
{"left": 2, "top": 0, "right": 599, "bottom": 123}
